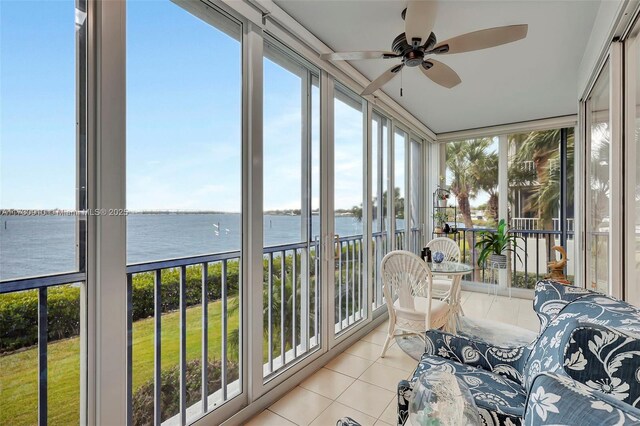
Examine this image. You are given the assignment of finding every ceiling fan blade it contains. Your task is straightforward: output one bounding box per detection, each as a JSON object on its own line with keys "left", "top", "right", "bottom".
{"left": 405, "top": 1, "right": 437, "bottom": 47}
{"left": 421, "top": 60, "right": 461, "bottom": 88}
{"left": 361, "top": 64, "right": 404, "bottom": 96}
{"left": 431, "top": 24, "right": 528, "bottom": 55}
{"left": 320, "top": 51, "right": 398, "bottom": 61}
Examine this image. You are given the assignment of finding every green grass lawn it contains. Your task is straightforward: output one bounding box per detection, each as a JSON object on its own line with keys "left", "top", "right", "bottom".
{"left": 0, "top": 298, "right": 239, "bottom": 426}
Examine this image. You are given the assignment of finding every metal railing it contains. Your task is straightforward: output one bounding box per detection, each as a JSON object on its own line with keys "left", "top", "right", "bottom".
{"left": 263, "top": 241, "right": 320, "bottom": 378}
{"left": 125, "top": 239, "right": 325, "bottom": 423}
{"left": 454, "top": 227, "right": 575, "bottom": 289}
{"left": 395, "top": 229, "right": 406, "bottom": 250}
{"left": 0, "top": 271, "right": 86, "bottom": 425}
{"left": 510, "top": 217, "right": 575, "bottom": 232}
{"left": 372, "top": 231, "right": 389, "bottom": 311}
{"left": 126, "top": 250, "right": 242, "bottom": 425}
{"left": 334, "top": 235, "right": 365, "bottom": 334}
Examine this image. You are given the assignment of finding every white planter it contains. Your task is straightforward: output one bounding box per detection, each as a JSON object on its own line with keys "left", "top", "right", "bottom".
{"left": 438, "top": 199, "right": 447, "bottom": 208}
{"left": 489, "top": 254, "right": 507, "bottom": 269}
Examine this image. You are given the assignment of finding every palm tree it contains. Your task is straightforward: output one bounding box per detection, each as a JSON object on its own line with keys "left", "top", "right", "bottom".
{"left": 446, "top": 139, "right": 497, "bottom": 229}
{"left": 351, "top": 188, "right": 403, "bottom": 222}
{"left": 446, "top": 138, "right": 498, "bottom": 280}
{"left": 228, "top": 250, "right": 320, "bottom": 365}
{"left": 508, "top": 129, "right": 575, "bottom": 231}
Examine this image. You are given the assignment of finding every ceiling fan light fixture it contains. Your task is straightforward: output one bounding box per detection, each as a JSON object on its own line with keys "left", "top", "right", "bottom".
{"left": 325, "top": 4, "right": 527, "bottom": 94}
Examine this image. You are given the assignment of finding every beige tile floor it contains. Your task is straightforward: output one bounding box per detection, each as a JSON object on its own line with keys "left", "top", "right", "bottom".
{"left": 245, "top": 292, "right": 540, "bottom": 426}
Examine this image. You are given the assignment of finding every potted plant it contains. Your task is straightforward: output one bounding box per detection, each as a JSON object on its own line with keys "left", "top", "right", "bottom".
{"left": 433, "top": 210, "right": 448, "bottom": 233}
{"left": 436, "top": 187, "right": 449, "bottom": 208}
{"left": 475, "top": 219, "right": 524, "bottom": 269}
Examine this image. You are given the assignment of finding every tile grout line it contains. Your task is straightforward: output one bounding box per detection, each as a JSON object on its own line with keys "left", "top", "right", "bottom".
{"left": 265, "top": 407, "right": 300, "bottom": 425}
{"left": 266, "top": 296, "right": 541, "bottom": 425}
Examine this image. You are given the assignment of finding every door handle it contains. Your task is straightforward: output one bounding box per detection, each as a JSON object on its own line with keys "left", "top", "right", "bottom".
{"left": 334, "top": 234, "right": 341, "bottom": 260}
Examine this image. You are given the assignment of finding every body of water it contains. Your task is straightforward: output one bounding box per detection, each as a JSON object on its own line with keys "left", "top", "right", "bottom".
{"left": 0, "top": 213, "right": 397, "bottom": 281}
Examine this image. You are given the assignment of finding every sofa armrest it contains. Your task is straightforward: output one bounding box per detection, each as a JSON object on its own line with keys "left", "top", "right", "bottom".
{"left": 525, "top": 372, "right": 640, "bottom": 425}
{"left": 397, "top": 379, "right": 412, "bottom": 426}
{"left": 534, "top": 280, "right": 593, "bottom": 329}
{"left": 563, "top": 323, "right": 640, "bottom": 409}
{"left": 425, "top": 329, "right": 530, "bottom": 385}
{"left": 336, "top": 418, "right": 362, "bottom": 426}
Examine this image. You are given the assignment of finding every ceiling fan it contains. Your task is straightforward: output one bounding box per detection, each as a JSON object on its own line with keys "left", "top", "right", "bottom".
{"left": 320, "top": 2, "right": 528, "bottom": 96}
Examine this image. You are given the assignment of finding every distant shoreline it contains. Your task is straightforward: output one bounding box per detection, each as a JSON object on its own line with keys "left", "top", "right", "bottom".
{"left": 0, "top": 209, "right": 353, "bottom": 217}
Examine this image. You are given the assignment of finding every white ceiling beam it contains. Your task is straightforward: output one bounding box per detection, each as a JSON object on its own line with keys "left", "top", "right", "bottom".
{"left": 436, "top": 114, "right": 577, "bottom": 142}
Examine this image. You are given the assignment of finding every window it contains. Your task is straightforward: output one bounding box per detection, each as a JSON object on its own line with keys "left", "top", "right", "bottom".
{"left": 371, "top": 112, "right": 390, "bottom": 310}
{"left": 445, "top": 138, "right": 499, "bottom": 283}
{"left": 394, "top": 129, "right": 407, "bottom": 249}
{"left": 126, "top": 2, "right": 242, "bottom": 422}
{"left": 586, "top": 62, "right": 611, "bottom": 294}
{"left": 333, "top": 85, "right": 366, "bottom": 334}
{"left": 0, "top": 0, "right": 87, "bottom": 424}
{"left": 507, "top": 128, "right": 575, "bottom": 288}
{"left": 409, "top": 138, "right": 424, "bottom": 254}
{"left": 262, "top": 41, "right": 320, "bottom": 378}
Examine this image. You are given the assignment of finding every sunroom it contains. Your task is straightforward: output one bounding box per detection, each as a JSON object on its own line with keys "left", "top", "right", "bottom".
{"left": 1, "top": 0, "right": 639, "bottom": 425}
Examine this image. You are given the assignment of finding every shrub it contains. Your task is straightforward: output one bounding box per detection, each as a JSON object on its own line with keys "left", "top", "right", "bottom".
{"left": 131, "top": 358, "right": 239, "bottom": 426}
{"left": 0, "top": 250, "right": 316, "bottom": 353}
{"left": 0, "top": 285, "right": 80, "bottom": 353}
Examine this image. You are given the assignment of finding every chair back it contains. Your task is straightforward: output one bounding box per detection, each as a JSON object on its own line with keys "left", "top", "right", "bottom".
{"left": 426, "top": 237, "right": 461, "bottom": 262}
{"left": 381, "top": 250, "right": 433, "bottom": 312}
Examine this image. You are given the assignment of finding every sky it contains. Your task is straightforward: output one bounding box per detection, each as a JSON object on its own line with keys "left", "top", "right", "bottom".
{"left": 1, "top": 0, "right": 366, "bottom": 212}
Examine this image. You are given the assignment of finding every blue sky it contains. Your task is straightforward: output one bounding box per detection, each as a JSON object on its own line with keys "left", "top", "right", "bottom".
{"left": 1, "top": 0, "right": 365, "bottom": 212}
{"left": 1, "top": 1, "right": 77, "bottom": 209}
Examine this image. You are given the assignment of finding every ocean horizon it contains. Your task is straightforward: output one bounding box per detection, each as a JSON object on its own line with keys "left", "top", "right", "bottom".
{"left": 0, "top": 213, "right": 401, "bottom": 281}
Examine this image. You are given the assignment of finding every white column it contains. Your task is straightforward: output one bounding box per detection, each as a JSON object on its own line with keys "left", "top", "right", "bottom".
{"left": 625, "top": 35, "right": 640, "bottom": 304}
{"left": 87, "top": 0, "right": 128, "bottom": 423}
{"left": 321, "top": 72, "right": 335, "bottom": 347}
{"left": 610, "top": 42, "right": 624, "bottom": 299}
{"left": 498, "top": 135, "right": 509, "bottom": 290}
{"left": 363, "top": 101, "right": 373, "bottom": 320}
{"left": 243, "top": 23, "right": 264, "bottom": 402}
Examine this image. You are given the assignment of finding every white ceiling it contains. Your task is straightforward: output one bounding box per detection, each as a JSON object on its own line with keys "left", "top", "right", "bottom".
{"left": 275, "top": 0, "right": 601, "bottom": 134}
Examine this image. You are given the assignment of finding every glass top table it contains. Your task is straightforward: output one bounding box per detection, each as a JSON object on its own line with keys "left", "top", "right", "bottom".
{"left": 424, "top": 261, "right": 473, "bottom": 334}
{"left": 426, "top": 261, "right": 473, "bottom": 275}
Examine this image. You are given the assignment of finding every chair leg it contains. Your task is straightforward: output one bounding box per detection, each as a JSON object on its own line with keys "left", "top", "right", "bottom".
{"left": 380, "top": 317, "right": 395, "bottom": 358}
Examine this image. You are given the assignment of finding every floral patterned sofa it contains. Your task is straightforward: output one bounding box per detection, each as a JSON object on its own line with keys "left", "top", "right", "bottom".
{"left": 338, "top": 371, "right": 640, "bottom": 425}
{"left": 392, "top": 280, "right": 640, "bottom": 425}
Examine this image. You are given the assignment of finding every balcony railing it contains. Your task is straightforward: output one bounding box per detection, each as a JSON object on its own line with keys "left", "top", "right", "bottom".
{"left": 455, "top": 227, "right": 576, "bottom": 289}
{"left": 263, "top": 241, "right": 320, "bottom": 378}
{"left": 511, "top": 217, "right": 575, "bottom": 232}
{"left": 334, "top": 235, "right": 365, "bottom": 334}
{"left": 0, "top": 271, "right": 86, "bottom": 425}
{"left": 0, "top": 223, "right": 402, "bottom": 426}
{"left": 126, "top": 250, "right": 243, "bottom": 425}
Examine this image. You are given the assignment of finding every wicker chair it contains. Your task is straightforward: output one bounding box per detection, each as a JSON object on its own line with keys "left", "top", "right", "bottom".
{"left": 380, "top": 250, "right": 451, "bottom": 358}
{"left": 425, "top": 237, "right": 461, "bottom": 300}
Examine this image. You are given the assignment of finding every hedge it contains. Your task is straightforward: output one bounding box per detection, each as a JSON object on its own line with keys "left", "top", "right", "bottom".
{"left": 0, "top": 260, "right": 240, "bottom": 353}
{"left": 0, "top": 286, "right": 81, "bottom": 353}
{"left": 132, "top": 358, "right": 239, "bottom": 426}
{"left": 0, "top": 251, "right": 319, "bottom": 353}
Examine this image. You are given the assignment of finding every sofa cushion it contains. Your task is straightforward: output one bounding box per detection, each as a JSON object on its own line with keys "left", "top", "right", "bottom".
{"left": 411, "top": 354, "right": 527, "bottom": 418}
{"left": 523, "top": 293, "right": 640, "bottom": 390}
{"left": 533, "top": 280, "right": 592, "bottom": 329}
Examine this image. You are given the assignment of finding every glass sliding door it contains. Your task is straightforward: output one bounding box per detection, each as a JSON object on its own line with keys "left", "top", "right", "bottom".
{"left": 393, "top": 129, "right": 407, "bottom": 250}
{"left": 627, "top": 26, "right": 640, "bottom": 305}
{"left": 333, "top": 85, "right": 366, "bottom": 334}
{"left": 263, "top": 41, "right": 320, "bottom": 378}
{"left": 507, "top": 128, "right": 576, "bottom": 289}
{"left": 409, "top": 138, "right": 424, "bottom": 254}
{"left": 0, "top": 1, "right": 87, "bottom": 424}
{"left": 126, "top": 2, "right": 243, "bottom": 422}
{"left": 445, "top": 137, "right": 499, "bottom": 284}
{"left": 371, "top": 112, "right": 390, "bottom": 310}
{"left": 586, "top": 61, "right": 611, "bottom": 294}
